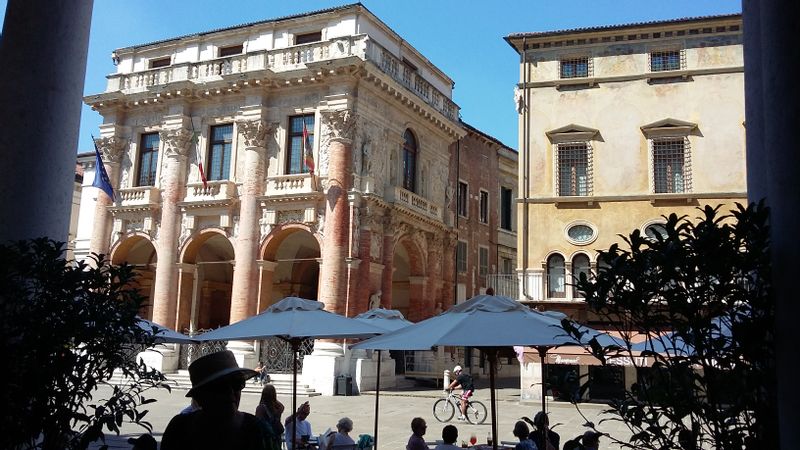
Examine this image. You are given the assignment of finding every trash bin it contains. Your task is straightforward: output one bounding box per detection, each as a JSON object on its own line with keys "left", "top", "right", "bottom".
{"left": 336, "top": 374, "right": 353, "bottom": 396}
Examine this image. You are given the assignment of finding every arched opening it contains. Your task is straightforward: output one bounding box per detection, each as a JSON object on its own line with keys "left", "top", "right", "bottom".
{"left": 392, "top": 243, "right": 411, "bottom": 319}
{"left": 402, "top": 129, "right": 418, "bottom": 192}
{"left": 180, "top": 231, "right": 235, "bottom": 331}
{"left": 111, "top": 235, "right": 156, "bottom": 320}
{"left": 571, "top": 253, "right": 591, "bottom": 299}
{"left": 261, "top": 226, "right": 321, "bottom": 307}
{"left": 547, "top": 254, "right": 566, "bottom": 299}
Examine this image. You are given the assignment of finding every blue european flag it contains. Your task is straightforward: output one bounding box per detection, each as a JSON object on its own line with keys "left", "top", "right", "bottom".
{"left": 91, "top": 136, "right": 115, "bottom": 201}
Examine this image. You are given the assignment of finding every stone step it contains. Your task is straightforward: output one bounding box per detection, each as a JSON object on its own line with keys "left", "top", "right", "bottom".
{"left": 107, "top": 371, "right": 321, "bottom": 397}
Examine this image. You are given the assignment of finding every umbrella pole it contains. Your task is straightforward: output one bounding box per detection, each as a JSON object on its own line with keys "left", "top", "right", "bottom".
{"left": 537, "top": 346, "right": 548, "bottom": 414}
{"left": 374, "top": 350, "right": 381, "bottom": 449}
{"left": 488, "top": 348, "right": 498, "bottom": 450}
{"left": 292, "top": 338, "right": 299, "bottom": 450}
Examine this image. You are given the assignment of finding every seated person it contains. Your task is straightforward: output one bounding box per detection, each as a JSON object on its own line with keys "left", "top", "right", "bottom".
{"left": 324, "top": 417, "right": 355, "bottom": 448}
{"left": 527, "top": 411, "right": 559, "bottom": 450}
{"left": 285, "top": 401, "right": 314, "bottom": 450}
{"left": 433, "top": 425, "right": 460, "bottom": 450}
{"left": 512, "top": 421, "right": 537, "bottom": 450}
{"left": 406, "top": 417, "right": 427, "bottom": 450}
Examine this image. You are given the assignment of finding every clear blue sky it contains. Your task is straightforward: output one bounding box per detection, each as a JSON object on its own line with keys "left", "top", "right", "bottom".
{"left": 5, "top": 0, "right": 742, "bottom": 153}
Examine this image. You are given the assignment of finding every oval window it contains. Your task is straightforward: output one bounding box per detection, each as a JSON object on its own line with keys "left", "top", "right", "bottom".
{"left": 645, "top": 223, "right": 668, "bottom": 240}
{"left": 567, "top": 224, "right": 595, "bottom": 244}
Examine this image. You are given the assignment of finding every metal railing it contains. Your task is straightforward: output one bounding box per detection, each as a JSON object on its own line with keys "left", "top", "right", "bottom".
{"left": 485, "top": 274, "right": 519, "bottom": 300}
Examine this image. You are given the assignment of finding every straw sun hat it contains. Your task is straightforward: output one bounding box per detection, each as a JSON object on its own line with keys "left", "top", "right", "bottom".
{"left": 185, "top": 350, "right": 257, "bottom": 397}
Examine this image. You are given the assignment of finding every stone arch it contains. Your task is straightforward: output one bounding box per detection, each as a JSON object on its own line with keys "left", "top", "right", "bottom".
{"left": 110, "top": 233, "right": 157, "bottom": 320}
{"left": 392, "top": 236, "right": 428, "bottom": 322}
{"left": 259, "top": 223, "right": 322, "bottom": 309}
{"left": 177, "top": 229, "right": 235, "bottom": 332}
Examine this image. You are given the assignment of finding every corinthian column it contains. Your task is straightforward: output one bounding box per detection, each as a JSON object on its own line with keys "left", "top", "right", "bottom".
{"left": 229, "top": 118, "right": 272, "bottom": 324}
{"left": 89, "top": 134, "right": 127, "bottom": 259}
{"left": 151, "top": 126, "right": 192, "bottom": 329}
{"left": 318, "top": 109, "right": 356, "bottom": 314}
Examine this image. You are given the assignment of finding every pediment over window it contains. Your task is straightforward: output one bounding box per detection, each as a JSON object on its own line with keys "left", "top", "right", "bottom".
{"left": 546, "top": 124, "right": 600, "bottom": 143}
{"left": 640, "top": 118, "right": 698, "bottom": 138}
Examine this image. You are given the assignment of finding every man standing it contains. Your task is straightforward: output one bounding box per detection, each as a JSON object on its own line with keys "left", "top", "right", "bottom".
{"left": 447, "top": 365, "right": 475, "bottom": 421}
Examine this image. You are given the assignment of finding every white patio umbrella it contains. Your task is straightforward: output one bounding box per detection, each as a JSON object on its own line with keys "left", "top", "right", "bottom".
{"left": 352, "top": 294, "right": 607, "bottom": 450}
{"left": 195, "top": 297, "right": 384, "bottom": 447}
{"left": 136, "top": 317, "right": 197, "bottom": 344}
{"left": 354, "top": 308, "right": 413, "bottom": 449}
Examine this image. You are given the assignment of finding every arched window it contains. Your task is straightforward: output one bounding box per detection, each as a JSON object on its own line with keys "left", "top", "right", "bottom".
{"left": 572, "top": 254, "right": 591, "bottom": 299}
{"left": 547, "top": 254, "right": 566, "bottom": 298}
{"left": 402, "top": 129, "right": 417, "bottom": 192}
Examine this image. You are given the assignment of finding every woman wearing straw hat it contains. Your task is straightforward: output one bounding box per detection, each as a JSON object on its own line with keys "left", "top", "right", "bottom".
{"left": 161, "top": 350, "right": 276, "bottom": 450}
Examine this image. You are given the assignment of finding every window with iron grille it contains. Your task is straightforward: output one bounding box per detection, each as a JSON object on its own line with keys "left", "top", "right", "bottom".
{"left": 479, "top": 246, "right": 489, "bottom": 277}
{"left": 295, "top": 31, "right": 321, "bottom": 45}
{"left": 457, "top": 241, "right": 467, "bottom": 273}
{"left": 207, "top": 124, "right": 233, "bottom": 181}
{"left": 136, "top": 132, "right": 159, "bottom": 187}
{"left": 479, "top": 190, "right": 489, "bottom": 224}
{"left": 402, "top": 129, "right": 417, "bottom": 192}
{"left": 652, "top": 137, "right": 690, "bottom": 193}
{"left": 219, "top": 44, "right": 243, "bottom": 57}
{"left": 149, "top": 57, "right": 171, "bottom": 69}
{"left": 547, "top": 254, "right": 566, "bottom": 298}
{"left": 560, "top": 56, "right": 590, "bottom": 78}
{"left": 556, "top": 142, "right": 591, "bottom": 196}
{"left": 500, "top": 187, "right": 513, "bottom": 230}
{"left": 571, "top": 254, "right": 590, "bottom": 298}
{"left": 650, "top": 49, "right": 682, "bottom": 72}
{"left": 457, "top": 181, "right": 468, "bottom": 217}
{"left": 286, "top": 115, "right": 314, "bottom": 174}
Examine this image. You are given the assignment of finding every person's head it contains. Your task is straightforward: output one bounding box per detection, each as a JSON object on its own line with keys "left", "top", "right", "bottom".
{"left": 411, "top": 417, "right": 427, "bottom": 436}
{"left": 259, "top": 383, "right": 278, "bottom": 405}
{"left": 127, "top": 433, "right": 157, "bottom": 450}
{"left": 442, "top": 425, "right": 458, "bottom": 444}
{"left": 513, "top": 421, "right": 530, "bottom": 440}
{"left": 533, "top": 411, "right": 549, "bottom": 430}
{"left": 582, "top": 430, "right": 601, "bottom": 449}
{"left": 336, "top": 416, "right": 354, "bottom": 434}
{"left": 485, "top": 287, "right": 495, "bottom": 295}
{"left": 453, "top": 365, "right": 463, "bottom": 375}
{"left": 186, "top": 350, "right": 256, "bottom": 416}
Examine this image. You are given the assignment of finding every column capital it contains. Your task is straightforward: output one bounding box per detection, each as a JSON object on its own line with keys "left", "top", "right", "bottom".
{"left": 236, "top": 119, "right": 276, "bottom": 149}
{"left": 177, "top": 263, "right": 196, "bottom": 274}
{"left": 322, "top": 108, "right": 356, "bottom": 143}
{"left": 160, "top": 127, "right": 193, "bottom": 158}
{"left": 257, "top": 259, "right": 278, "bottom": 271}
{"left": 345, "top": 257, "right": 361, "bottom": 269}
{"left": 94, "top": 135, "right": 128, "bottom": 164}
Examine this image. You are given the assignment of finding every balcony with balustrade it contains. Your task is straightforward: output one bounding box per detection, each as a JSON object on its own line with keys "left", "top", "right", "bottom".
{"left": 101, "top": 35, "right": 458, "bottom": 123}
{"left": 264, "top": 174, "right": 319, "bottom": 201}
{"left": 182, "top": 181, "right": 238, "bottom": 207}
{"left": 386, "top": 186, "right": 442, "bottom": 222}
{"left": 118, "top": 186, "right": 161, "bottom": 207}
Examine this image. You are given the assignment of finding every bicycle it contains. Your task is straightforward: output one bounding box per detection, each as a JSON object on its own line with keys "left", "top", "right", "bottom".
{"left": 433, "top": 390, "right": 488, "bottom": 424}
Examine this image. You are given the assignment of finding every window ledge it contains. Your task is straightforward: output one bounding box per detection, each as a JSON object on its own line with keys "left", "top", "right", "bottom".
{"left": 555, "top": 77, "right": 596, "bottom": 90}
{"left": 553, "top": 196, "right": 594, "bottom": 207}
{"left": 647, "top": 70, "right": 691, "bottom": 84}
{"left": 648, "top": 193, "right": 695, "bottom": 205}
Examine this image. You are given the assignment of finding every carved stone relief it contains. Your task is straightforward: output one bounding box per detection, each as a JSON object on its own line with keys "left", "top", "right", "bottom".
{"left": 314, "top": 207, "right": 326, "bottom": 237}
{"left": 236, "top": 119, "right": 272, "bottom": 149}
{"left": 95, "top": 136, "right": 128, "bottom": 164}
{"left": 160, "top": 128, "right": 193, "bottom": 158}
{"left": 321, "top": 109, "right": 356, "bottom": 142}
{"left": 277, "top": 210, "right": 304, "bottom": 225}
{"left": 370, "top": 233, "right": 382, "bottom": 260}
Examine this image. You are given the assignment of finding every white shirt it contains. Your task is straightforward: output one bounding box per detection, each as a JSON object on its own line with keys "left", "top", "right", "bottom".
{"left": 285, "top": 419, "right": 313, "bottom": 450}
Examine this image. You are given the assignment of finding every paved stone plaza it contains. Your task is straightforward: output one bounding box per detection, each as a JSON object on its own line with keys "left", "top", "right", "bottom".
{"left": 89, "top": 384, "right": 632, "bottom": 449}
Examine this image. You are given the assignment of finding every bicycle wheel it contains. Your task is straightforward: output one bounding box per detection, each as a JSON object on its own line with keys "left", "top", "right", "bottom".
{"left": 433, "top": 398, "right": 456, "bottom": 422}
{"left": 465, "top": 400, "right": 488, "bottom": 424}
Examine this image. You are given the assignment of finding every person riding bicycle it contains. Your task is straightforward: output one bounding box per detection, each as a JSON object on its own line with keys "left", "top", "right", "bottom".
{"left": 447, "top": 365, "right": 474, "bottom": 421}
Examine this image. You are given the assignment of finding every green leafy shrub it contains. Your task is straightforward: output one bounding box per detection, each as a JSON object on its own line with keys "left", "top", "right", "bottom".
{"left": 0, "top": 239, "right": 171, "bottom": 449}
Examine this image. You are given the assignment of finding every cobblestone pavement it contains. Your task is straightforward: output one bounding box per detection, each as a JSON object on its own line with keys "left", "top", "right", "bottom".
{"left": 88, "top": 384, "right": 633, "bottom": 449}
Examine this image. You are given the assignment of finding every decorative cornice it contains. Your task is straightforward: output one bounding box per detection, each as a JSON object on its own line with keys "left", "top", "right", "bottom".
{"left": 160, "top": 128, "right": 193, "bottom": 158}
{"left": 322, "top": 109, "right": 356, "bottom": 142}
{"left": 94, "top": 136, "right": 128, "bottom": 164}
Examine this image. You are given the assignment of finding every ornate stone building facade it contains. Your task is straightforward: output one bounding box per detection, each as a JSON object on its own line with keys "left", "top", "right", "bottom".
{"left": 506, "top": 14, "right": 746, "bottom": 402}
{"left": 80, "top": 4, "right": 467, "bottom": 394}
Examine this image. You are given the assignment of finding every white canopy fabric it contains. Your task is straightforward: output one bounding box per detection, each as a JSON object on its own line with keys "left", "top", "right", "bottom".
{"left": 196, "top": 297, "right": 385, "bottom": 342}
{"left": 136, "top": 318, "right": 196, "bottom": 344}
{"left": 354, "top": 307, "right": 413, "bottom": 332}
{"left": 352, "top": 294, "right": 575, "bottom": 350}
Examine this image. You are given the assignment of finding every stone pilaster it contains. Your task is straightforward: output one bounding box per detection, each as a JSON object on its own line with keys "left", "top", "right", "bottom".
{"left": 88, "top": 133, "right": 127, "bottom": 259}
{"left": 256, "top": 259, "right": 278, "bottom": 312}
{"left": 151, "top": 124, "right": 192, "bottom": 329}
{"left": 441, "top": 234, "right": 457, "bottom": 309}
{"left": 426, "top": 232, "right": 444, "bottom": 315}
{"left": 318, "top": 109, "right": 355, "bottom": 314}
{"left": 230, "top": 118, "right": 272, "bottom": 324}
{"left": 380, "top": 214, "right": 395, "bottom": 310}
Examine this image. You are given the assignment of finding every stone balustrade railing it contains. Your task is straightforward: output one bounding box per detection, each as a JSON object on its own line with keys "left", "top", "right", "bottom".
{"left": 388, "top": 186, "right": 441, "bottom": 221}
{"left": 264, "top": 174, "right": 315, "bottom": 197}
{"left": 183, "top": 180, "right": 237, "bottom": 202}
{"left": 119, "top": 186, "right": 161, "bottom": 206}
{"left": 106, "top": 35, "right": 458, "bottom": 121}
